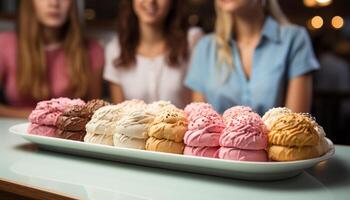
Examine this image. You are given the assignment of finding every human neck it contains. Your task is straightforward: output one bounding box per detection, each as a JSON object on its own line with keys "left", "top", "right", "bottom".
{"left": 139, "top": 22, "right": 165, "bottom": 46}
{"left": 234, "top": 7, "right": 265, "bottom": 45}
{"left": 137, "top": 22, "right": 166, "bottom": 57}
{"left": 42, "top": 26, "right": 63, "bottom": 46}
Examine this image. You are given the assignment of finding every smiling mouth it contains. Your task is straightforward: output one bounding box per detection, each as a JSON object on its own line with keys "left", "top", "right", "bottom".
{"left": 142, "top": 5, "right": 158, "bottom": 15}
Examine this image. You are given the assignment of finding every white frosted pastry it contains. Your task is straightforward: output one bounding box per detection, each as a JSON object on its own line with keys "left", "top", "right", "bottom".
{"left": 147, "top": 101, "right": 176, "bottom": 115}
{"left": 113, "top": 109, "right": 154, "bottom": 149}
{"left": 86, "top": 119, "right": 117, "bottom": 136}
{"left": 117, "top": 99, "right": 147, "bottom": 113}
{"left": 89, "top": 105, "right": 124, "bottom": 122}
{"left": 85, "top": 100, "right": 148, "bottom": 146}
{"left": 84, "top": 133, "right": 114, "bottom": 146}
{"left": 114, "top": 110, "right": 154, "bottom": 139}
{"left": 113, "top": 133, "right": 147, "bottom": 150}
{"left": 262, "top": 107, "right": 292, "bottom": 129}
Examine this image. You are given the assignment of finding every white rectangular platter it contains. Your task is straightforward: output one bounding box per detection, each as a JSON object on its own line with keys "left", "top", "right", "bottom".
{"left": 10, "top": 123, "right": 335, "bottom": 181}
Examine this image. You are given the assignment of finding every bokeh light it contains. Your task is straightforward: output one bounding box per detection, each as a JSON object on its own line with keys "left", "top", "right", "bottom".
{"left": 311, "top": 16, "right": 324, "bottom": 29}
{"left": 331, "top": 16, "right": 344, "bottom": 29}
{"left": 84, "top": 9, "right": 96, "bottom": 20}
{"left": 304, "top": 0, "right": 318, "bottom": 7}
{"left": 316, "top": 0, "right": 333, "bottom": 6}
{"left": 304, "top": 0, "right": 332, "bottom": 7}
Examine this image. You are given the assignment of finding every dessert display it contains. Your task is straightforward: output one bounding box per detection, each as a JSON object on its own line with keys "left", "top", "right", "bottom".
{"left": 219, "top": 107, "right": 268, "bottom": 162}
{"left": 183, "top": 103, "right": 224, "bottom": 158}
{"left": 27, "top": 98, "right": 331, "bottom": 162}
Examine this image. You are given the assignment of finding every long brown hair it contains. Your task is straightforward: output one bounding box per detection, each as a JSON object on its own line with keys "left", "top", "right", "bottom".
{"left": 115, "top": 0, "right": 189, "bottom": 68}
{"left": 16, "top": 0, "right": 89, "bottom": 100}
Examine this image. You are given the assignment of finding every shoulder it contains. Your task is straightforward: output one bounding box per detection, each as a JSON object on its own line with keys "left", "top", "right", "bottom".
{"left": 189, "top": 34, "right": 216, "bottom": 69}
{"left": 279, "top": 24, "right": 310, "bottom": 43}
{"left": 193, "top": 33, "right": 216, "bottom": 54}
{"left": 187, "top": 27, "right": 205, "bottom": 50}
{"left": 104, "top": 34, "right": 120, "bottom": 55}
{"left": 187, "top": 27, "right": 204, "bottom": 42}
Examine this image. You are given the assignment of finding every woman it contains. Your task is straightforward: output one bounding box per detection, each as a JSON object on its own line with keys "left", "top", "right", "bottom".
{"left": 104, "top": 0, "right": 202, "bottom": 108}
{"left": 0, "top": 0, "right": 104, "bottom": 118}
{"left": 185, "top": 0, "right": 319, "bottom": 115}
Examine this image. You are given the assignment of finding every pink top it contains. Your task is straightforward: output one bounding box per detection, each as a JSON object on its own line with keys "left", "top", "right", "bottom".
{"left": 0, "top": 32, "right": 104, "bottom": 108}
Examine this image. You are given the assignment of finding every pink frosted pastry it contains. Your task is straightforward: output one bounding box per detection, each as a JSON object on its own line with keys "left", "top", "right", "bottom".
{"left": 29, "top": 98, "right": 85, "bottom": 126}
{"left": 219, "top": 113, "right": 268, "bottom": 150}
{"left": 223, "top": 106, "right": 253, "bottom": 124}
{"left": 219, "top": 147, "right": 268, "bottom": 162}
{"left": 28, "top": 122, "right": 85, "bottom": 140}
{"left": 184, "top": 102, "right": 214, "bottom": 121}
{"left": 184, "top": 130, "right": 222, "bottom": 147}
{"left": 28, "top": 110, "right": 61, "bottom": 126}
{"left": 184, "top": 146, "right": 219, "bottom": 158}
{"left": 28, "top": 123, "right": 57, "bottom": 137}
{"left": 187, "top": 111, "right": 224, "bottom": 131}
{"left": 184, "top": 111, "right": 224, "bottom": 146}
{"left": 35, "top": 97, "right": 85, "bottom": 112}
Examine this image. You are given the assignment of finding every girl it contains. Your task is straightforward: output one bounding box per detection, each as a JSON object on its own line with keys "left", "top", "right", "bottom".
{"left": 0, "top": 0, "right": 104, "bottom": 118}
{"left": 103, "top": 0, "right": 202, "bottom": 108}
{"left": 185, "top": 0, "right": 319, "bottom": 115}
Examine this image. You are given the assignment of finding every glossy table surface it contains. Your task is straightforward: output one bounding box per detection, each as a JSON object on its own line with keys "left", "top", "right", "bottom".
{"left": 1, "top": 118, "right": 350, "bottom": 200}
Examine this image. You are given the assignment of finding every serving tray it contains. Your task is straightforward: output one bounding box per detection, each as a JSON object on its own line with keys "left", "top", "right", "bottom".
{"left": 10, "top": 123, "right": 335, "bottom": 181}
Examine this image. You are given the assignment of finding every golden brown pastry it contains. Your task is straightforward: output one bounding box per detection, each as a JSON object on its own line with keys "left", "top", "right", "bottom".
{"left": 148, "top": 108, "right": 187, "bottom": 142}
{"left": 268, "top": 137, "right": 329, "bottom": 161}
{"left": 145, "top": 137, "right": 185, "bottom": 154}
{"left": 146, "top": 107, "right": 187, "bottom": 154}
{"left": 268, "top": 113, "right": 319, "bottom": 147}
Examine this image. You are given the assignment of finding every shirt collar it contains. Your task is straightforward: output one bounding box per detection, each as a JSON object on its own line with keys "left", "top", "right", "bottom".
{"left": 261, "top": 16, "right": 281, "bottom": 43}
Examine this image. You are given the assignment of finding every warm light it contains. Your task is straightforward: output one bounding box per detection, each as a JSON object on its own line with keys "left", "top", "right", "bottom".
{"left": 84, "top": 9, "right": 96, "bottom": 20}
{"left": 331, "top": 16, "right": 344, "bottom": 29}
{"left": 316, "top": 0, "right": 332, "bottom": 6}
{"left": 304, "top": 0, "right": 332, "bottom": 7}
{"left": 304, "top": 0, "right": 317, "bottom": 7}
{"left": 311, "top": 16, "right": 324, "bottom": 29}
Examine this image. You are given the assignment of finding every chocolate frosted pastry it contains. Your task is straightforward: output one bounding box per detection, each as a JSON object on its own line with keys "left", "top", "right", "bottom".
{"left": 56, "top": 99, "right": 110, "bottom": 140}
{"left": 57, "top": 115, "right": 90, "bottom": 132}
{"left": 63, "top": 105, "right": 90, "bottom": 118}
{"left": 85, "top": 99, "right": 110, "bottom": 117}
{"left": 56, "top": 129, "right": 86, "bottom": 141}
{"left": 61, "top": 99, "right": 109, "bottom": 119}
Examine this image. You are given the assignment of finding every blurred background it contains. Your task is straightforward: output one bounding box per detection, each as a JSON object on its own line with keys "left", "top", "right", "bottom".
{"left": 1, "top": 0, "right": 349, "bottom": 145}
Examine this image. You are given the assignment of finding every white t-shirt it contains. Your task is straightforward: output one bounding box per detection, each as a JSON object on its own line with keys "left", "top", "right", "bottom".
{"left": 103, "top": 27, "right": 203, "bottom": 108}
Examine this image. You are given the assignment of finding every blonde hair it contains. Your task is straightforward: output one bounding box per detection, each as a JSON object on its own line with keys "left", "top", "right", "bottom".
{"left": 17, "top": 0, "right": 89, "bottom": 100}
{"left": 215, "top": 0, "right": 289, "bottom": 74}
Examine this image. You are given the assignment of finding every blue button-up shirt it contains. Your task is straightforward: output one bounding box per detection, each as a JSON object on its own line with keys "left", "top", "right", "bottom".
{"left": 184, "top": 16, "right": 319, "bottom": 115}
